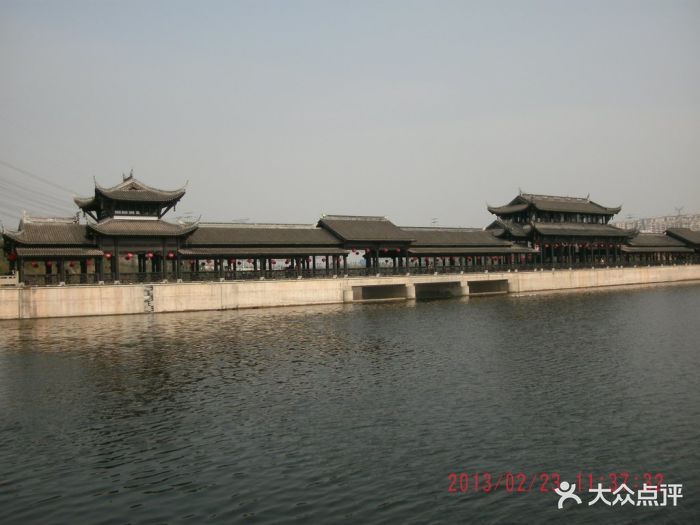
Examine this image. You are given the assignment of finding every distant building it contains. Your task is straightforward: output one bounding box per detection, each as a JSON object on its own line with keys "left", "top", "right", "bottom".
{"left": 613, "top": 213, "right": 700, "bottom": 233}
{"left": 486, "top": 192, "right": 631, "bottom": 264}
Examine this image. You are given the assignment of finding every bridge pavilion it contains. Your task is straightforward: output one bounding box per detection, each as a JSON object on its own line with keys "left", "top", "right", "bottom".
{"left": 486, "top": 192, "right": 633, "bottom": 265}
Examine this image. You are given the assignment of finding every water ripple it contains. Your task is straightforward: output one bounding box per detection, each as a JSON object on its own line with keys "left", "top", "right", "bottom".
{"left": 1, "top": 284, "right": 699, "bottom": 523}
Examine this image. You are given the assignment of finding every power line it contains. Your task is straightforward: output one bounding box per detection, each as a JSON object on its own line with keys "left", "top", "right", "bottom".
{"left": 0, "top": 184, "right": 75, "bottom": 210}
{"left": 0, "top": 159, "right": 78, "bottom": 195}
{"left": 0, "top": 182, "right": 77, "bottom": 212}
{"left": 0, "top": 196, "right": 73, "bottom": 218}
{"left": 0, "top": 180, "right": 75, "bottom": 211}
{"left": 0, "top": 172, "right": 75, "bottom": 204}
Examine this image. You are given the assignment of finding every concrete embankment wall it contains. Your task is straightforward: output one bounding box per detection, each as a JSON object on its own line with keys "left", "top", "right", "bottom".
{"left": 1, "top": 285, "right": 145, "bottom": 320}
{"left": 0, "top": 288, "right": 20, "bottom": 320}
{"left": 506, "top": 265, "right": 700, "bottom": 293}
{"left": 1, "top": 265, "right": 699, "bottom": 320}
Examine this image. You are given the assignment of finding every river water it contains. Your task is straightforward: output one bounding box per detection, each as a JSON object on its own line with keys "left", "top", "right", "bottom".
{"left": 1, "top": 283, "right": 699, "bottom": 524}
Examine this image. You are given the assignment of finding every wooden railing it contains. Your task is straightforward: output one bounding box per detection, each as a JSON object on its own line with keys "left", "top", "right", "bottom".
{"left": 17, "top": 257, "right": 700, "bottom": 286}
{"left": 0, "top": 274, "right": 18, "bottom": 286}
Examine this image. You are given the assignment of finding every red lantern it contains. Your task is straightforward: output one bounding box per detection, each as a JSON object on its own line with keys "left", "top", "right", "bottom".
{"left": 365, "top": 247, "right": 371, "bottom": 252}
{"left": 125, "top": 252, "right": 133, "bottom": 261}
{"left": 424, "top": 257, "right": 430, "bottom": 263}
{"left": 7, "top": 251, "right": 17, "bottom": 262}
{"left": 146, "top": 251, "right": 154, "bottom": 259}
{"left": 383, "top": 248, "right": 389, "bottom": 253}
{"left": 31, "top": 262, "right": 39, "bottom": 268}
{"left": 467, "top": 257, "right": 472, "bottom": 262}
{"left": 46, "top": 261, "right": 53, "bottom": 267}
{"left": 69, "top": 262, "right": 75, "bottom": 268}
{"left": 104, "top": 252, "right": 112, "bottom": 260}
{"left": 167, "top": 251, "right": 175, "bottom": 259}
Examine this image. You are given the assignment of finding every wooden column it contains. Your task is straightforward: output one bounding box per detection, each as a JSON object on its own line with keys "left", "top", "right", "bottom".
{"left": 93, "top": 257, "right": 101, "bottom": 281}
{"left": 549, "top": 242, "right": 554, "bottom": 265}
{"left": 159, "top": 240, "right": 165, "bottom": 276}
{"left": 114, "top": 239, "right": 120, "bottom": 280}
{"left": 58, "top": 259, "right": 66, "bottom": 283}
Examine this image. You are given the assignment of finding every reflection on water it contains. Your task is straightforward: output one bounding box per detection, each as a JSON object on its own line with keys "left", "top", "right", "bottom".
{"left": 1, "top": 284, "right": 699, "bottom": 523}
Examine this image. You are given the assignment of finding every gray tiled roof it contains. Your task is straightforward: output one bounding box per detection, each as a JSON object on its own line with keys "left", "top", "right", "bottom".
{"left": 533, "top": 222, "right": 631, "bottom": 237}
{"left": 89, "top": 218, "right": 197, "bottom": 236}
{"left": 486, "top": 203, "right": 529, "bottom": 215}
{"left": 666, "top": 228, "right": 700, "bottom": 247}
{"left": 16, "top": 247, "right": 104, "bottom": 257}
{"left": 3, "top": 219, "right": 95, "bottom": 246}
{"left": 522, "top": 193, "right": 621, "bottom": 214}
{"left": 485, "top": 219, "right": 531, "bottom": 239}
{"left": 74, "top": 175, "right": 186, "bottom": 208}
{"left": 626, "top": 233, "right": 687, "bottom": 248}
{"left": 621, "top": 246, "right": 693, "bottom": 254}
{"left": 179, "top": 247, "right": 348, "bottom": 257}
{"left": 489, "top": 193, "right": 621, "bottom": 215}
{"left": 409, "top": 246, "right": 535, "bottom": 255}
{"left": 186, "top": 223, "right": 341, "bottom": 246}
{"left": 318, "top": 215, "right": 414, "bottom": 243}
{"left": 400, "top": 227, "right": 511, "bottom": 247}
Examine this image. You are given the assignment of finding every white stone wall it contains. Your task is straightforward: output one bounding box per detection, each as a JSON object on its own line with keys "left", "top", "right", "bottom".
{"left": 0, "top": 288, "right": 20, "bottom": 319}
{"left": 1, "top": 265, "right": 699, "bottom": 320}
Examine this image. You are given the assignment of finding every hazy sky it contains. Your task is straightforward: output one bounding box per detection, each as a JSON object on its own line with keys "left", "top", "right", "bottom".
{"left": 1, "top": 0, "right": 699, "bottom": 228}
